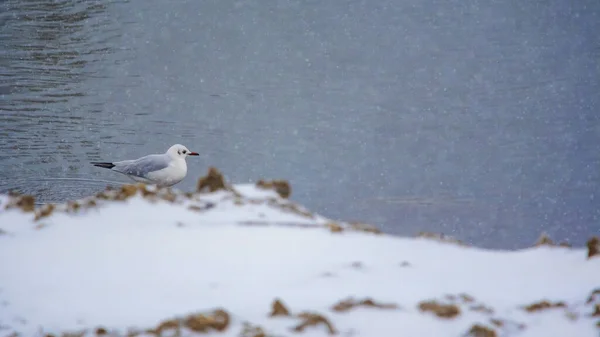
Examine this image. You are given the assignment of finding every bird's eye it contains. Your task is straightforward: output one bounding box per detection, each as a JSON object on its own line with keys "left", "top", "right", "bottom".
{"left": 182, "top": 150, "right": 187, "bottom": 154}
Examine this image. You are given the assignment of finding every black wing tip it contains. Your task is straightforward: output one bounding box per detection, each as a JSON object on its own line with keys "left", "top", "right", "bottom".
{"left": 91, "top": 162, "right": 115, "bottom": 169}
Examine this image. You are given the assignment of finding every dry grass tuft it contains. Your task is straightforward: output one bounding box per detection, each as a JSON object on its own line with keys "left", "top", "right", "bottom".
{"left": 270, "top": 201, "right": 314, "bottom": 218}
{"left": 465, "top": 324, "right": 497, "bottom": 337}
{"left": 444, "top": 293, "right": 494, "bottom": 314}
{"left": 137, "top": 183, "right": 156, "bottom": 198}
{"left": 118, "top": 184, "right": 138, "bottom": 200}
{"left": 60, "top": 331, "right": 85, "bottom": 337}
{"left": 16, "top": 194, "right": 36, "bottom": 212}
{"left": 95, "top": 190, "right": 111, "bottom": 200}
{"left": 240, "top": 322, "right": 268, "bottom": 337}
{"left": 416, "top": 232, "right": 467, "bottom": 246}
{"left": 95, "top": 327, "right": 108, "bottom": 335}
{"left": 326, "top": 222, "right": 344, "bottom": 233}
{"left": 5, "top": 193, "right": 36, "bottom": 212}
{"left": 331, "top": 297, "right": 398, "bottom": 312}
{"left": 349, "top": 222, "right": 381, "bottom": 234}
{"left": 256, "top": 179, "right": 291, "bottom": 199}
{"left": 66, "top": 201, "right": 81, "bottom": 213}
{"left": 534, "top": 232, "right": 555, "bottom": 246}
{"left": 325, "top": 222, "right": 381, "bottom": 234}
{"left": 144, "top": 309, "right": 229, "bottom": 336}
{"left": 418, "top": 300, "right": 461, "bottom": 318}
{"left": 533, "top": 232, "right": 571, "bottom": 248}
{"left": 197, "top": 167, "right": 227, "bottom": 193}
{"left": 523, "top": 300, "right": 566, "bottom": 312}
{"left": 270, "top": 298, "right": 291, "bottom": 317}
{"left": 34, "top": 204, "right": 55, "bottom": 221}
{"left": 183, "top": 309, "right": 229, "bottom": 333}
{"left": 292, "top": 312, "right": 337, "bottom": 335}
{"left": 145, "top": 318, "right": 179, "bottom": 336}
{"left": 587, "top": 237, "right": 599, "bottom": 259}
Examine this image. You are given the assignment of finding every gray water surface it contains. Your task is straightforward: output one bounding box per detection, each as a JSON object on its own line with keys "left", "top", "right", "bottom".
{"left": 1, "top": 0, "right": 599, "bottom": 249}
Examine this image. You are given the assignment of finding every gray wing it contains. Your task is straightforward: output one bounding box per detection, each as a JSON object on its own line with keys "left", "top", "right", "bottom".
{"left": 112, "top": 154, "right": 170, "bottom": 178}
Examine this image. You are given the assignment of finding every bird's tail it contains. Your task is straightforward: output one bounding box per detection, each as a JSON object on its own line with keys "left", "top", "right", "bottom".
{"left": 91, "top": 162, "right": 116, "bottom": 169}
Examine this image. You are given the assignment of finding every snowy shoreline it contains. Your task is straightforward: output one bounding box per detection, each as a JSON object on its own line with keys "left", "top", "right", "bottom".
{"left": 1, "top": 168, "right": 599, "bottom": 337}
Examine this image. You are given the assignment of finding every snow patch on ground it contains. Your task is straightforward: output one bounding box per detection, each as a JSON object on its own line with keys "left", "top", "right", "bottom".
{"left": 0, "top": 180, "right": 599, "bottom": 337}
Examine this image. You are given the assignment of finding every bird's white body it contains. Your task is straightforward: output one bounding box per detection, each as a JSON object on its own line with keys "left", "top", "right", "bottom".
{"left": 91, "top": 144, "right": 199, "bottom": 187}
{"left": 123, "top": 156, "right": 188, "bottom": 187}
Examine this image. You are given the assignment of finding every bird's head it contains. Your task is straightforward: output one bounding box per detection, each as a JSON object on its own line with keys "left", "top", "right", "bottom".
{"left": 167, "top": 144, "right": 199, "bottom": 159}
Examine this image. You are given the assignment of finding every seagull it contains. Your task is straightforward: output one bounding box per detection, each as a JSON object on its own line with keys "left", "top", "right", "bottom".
{"left": 90, "top": 144, "right": 199, "bottom": 187}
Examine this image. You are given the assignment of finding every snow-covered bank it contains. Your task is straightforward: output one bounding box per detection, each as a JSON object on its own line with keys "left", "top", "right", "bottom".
{"left": 1, "top": 168, "right": 599, "bottom": 337}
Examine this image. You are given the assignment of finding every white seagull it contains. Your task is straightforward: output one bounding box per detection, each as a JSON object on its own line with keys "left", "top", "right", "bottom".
{"left": 91, "top": 144, "right": 199, "bottom": 187}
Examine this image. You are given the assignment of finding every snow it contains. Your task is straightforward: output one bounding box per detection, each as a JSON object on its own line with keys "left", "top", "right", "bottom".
{"left": 0, "top": 181, "right": 599, "bottom": 337}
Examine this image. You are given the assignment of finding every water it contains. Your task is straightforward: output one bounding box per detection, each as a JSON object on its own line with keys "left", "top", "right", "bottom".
{"left": 1, "top": 0, "right": 599, "bottom": 249}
